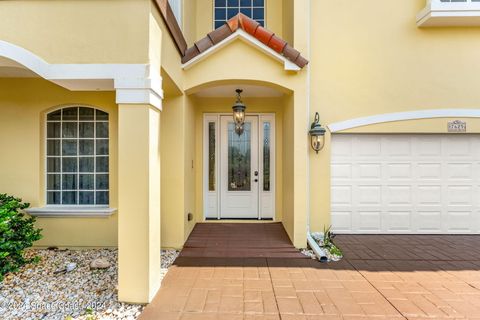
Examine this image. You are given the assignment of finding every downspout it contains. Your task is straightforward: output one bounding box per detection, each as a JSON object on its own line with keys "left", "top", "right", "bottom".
{"left": 305, "top": 0, "right": 327, "bottom": 262}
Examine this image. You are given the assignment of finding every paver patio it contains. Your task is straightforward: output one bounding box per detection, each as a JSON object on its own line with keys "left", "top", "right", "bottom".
{"left": 140, "top": 224, "right": 480, "bottom": 319}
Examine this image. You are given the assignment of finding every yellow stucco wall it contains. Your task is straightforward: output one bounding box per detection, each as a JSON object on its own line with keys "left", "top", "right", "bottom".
{"left": 308, "top": 0, "right": 480, "bottom": 233}
{"left": 0, "top": 0, "right": 150, "bottom": 64}
{"left": 184, "top": 96, "right": 197, "bottom": 239}
{"left": 182, "top": 0, "right": 197, "bottom": 46}
{"left": 160, "top": 94, "right": 196, "bottom": 249}
{"left": 282, "top": 0, "right": 294, "bottom": 45}
{"left": 183, "top": 40, "right": 298, "bottom": 93}
{"left": 0, "top": 78, "right": 118, "bottom": 247}
{"left": 282, "top": 94, "right": 294, "bottom": 241}
{"left": 160, "top": 96, "right": 186, "bottom": 249}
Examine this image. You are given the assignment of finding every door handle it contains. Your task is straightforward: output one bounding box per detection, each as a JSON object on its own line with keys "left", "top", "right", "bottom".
{"left": 254, "top": 179, "right": 258, "bottom": 182}
{"left": 254, "top": 171, "right": 259, "bottom": 176}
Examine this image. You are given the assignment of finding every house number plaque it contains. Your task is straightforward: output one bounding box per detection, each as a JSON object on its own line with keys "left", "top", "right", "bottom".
{"left": 448, "top": 120, "right": 466, "bottom": 133}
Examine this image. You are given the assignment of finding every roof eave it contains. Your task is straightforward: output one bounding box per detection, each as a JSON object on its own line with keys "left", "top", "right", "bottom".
{"left": 182, "top": 29, "right": 301, "bottom": 72}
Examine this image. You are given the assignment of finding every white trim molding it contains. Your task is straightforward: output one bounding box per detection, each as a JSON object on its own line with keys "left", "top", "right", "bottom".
{"left": 182, "top": 29, "right": 301, "bottom": 72}
{"left": 26, "top": 206, "right": 117, "bottom": 218}
{"left": 417, "top": 0, "right": 480, "bottom": 27}
{"left": 0, "top": 40, "right": 163, "bottom": 110}
{"left": 328, "top": 109, "right": 480, "bottom": 133}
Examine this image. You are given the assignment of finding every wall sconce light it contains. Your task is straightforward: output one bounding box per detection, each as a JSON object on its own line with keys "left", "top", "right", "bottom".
{"left": 309, "top": 112, "right": 326, "bottom": 153}
{"left": 232, "top": 89, "right": 246, "bottom": 135}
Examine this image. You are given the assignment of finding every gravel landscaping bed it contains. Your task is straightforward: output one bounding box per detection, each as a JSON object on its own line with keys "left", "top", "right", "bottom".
{"left": 0, "top": 248, "right": 179, "bottom": 320}
{"left": 301, "top": 232, "right": 343, "bottom": 262}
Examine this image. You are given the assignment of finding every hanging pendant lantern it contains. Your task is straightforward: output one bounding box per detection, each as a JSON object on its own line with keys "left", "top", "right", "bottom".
{"left": 232, "top": 89, "right": 246, "bottom": 135}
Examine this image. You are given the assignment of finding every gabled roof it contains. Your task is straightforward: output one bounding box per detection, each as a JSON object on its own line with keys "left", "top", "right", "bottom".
{"left": 182, "top": 13, "right": 308, "bottom": 69}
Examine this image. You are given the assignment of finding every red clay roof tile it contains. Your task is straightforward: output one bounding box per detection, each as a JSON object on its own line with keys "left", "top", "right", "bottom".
{"left": 182, "top": 13, "right": 308, "bottom": 69}
{"left": 268, "top": 35, "right": 287, "bottom": 54}
{"left": 240, "top": 16, "right": 260, "bottom": 35}
{"left": 253, "top": 26, "right": 274, "bottom": 46}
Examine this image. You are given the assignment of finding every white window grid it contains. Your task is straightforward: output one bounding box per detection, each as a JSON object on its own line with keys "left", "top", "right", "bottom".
{"left": 46, "top": 106, "right": 109, "bottom": 205}
{"left": 214, "top": 0, "right": 265, "bottom": 29}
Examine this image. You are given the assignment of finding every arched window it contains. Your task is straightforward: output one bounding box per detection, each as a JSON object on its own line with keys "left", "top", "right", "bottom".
{"left": 46, "top": 106, "right": 109, "bottom": 205}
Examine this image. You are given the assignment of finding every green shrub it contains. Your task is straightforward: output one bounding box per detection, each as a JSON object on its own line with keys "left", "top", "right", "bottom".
{"left": 322, "top": 225, "right": 335, "bottom": 248}
{"left": 0, "top": 194, "right": 42, "bottom": 281}
{"left": 322, "top": 225, "right": 343, "bottom": 258}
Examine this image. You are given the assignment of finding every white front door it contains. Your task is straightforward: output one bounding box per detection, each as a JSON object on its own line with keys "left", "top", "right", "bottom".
{"left": 220, "top": 115, "right": 259, "bottom": 218}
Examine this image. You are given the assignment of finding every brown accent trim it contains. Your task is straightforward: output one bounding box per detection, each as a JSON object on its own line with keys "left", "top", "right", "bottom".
{"left": 283, "top": 45, "right": 301, "bottom": 62}
{"left": 153, "top": 0, "right": 187, "bottom": 56}
{"left": 182, "top": 46, "right": 200, "bottom": 64}
{"left": 207, "top": 25, "right": 233, "bottom": 45}
{"left": 195, "top": 37, "right": 214, "bottom": 53}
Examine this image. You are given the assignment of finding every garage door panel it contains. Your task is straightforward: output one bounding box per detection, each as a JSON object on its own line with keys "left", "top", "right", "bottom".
{"left": 357, "top": 185, "right": 381, "bottom": 204}
{"left": 331, "top": 186, "right": 352, "bottom": 205}
{"left": 331, "top": 136, "right": 352, "bottom": 157}
{"left": 357, "top": 211, "right": 382, "bottom": 232}
{"left": 446, "top": 163, "right": 474, "bottom": 180}
{"left": 445, "top": 211, "right": 475, "bottom": 233}
{"left": 444, "top": 136, "right": 472, "bottom": 157}
{"left": 331, "top": 163, "right": 352, "bottom": 179}
{"left": 386, "top": 186, "right": 412, "bottom": 204}
{"left": 384, "top": 211, "right": 412, "bottom": 232}
{"left": 415, "top": 137, "right": 442, "bottom": 156}
{"left": 417, "top": 163, "right": 442, "bottom": 179}
{"left": 415, "top": 210, "right": 442, "bottom": 233}
{"left": 447, "top": 186, "right": 473, "bottom": 205}
{"left": 417, "top": 186, "right": 442, "bottom": 204}
{"left": 385, "top": 136, "right": 412, "bottom": 156}
{"left": 331, "top": 134, "right": 480, "bottom": 234}
{"left": 386, "top": 164, "right": 412, "bottom": 179}
{"left": 331, "top": 211, "right": 353, "bottom": 232}
{"left": 352, "top": 136, "right": 381, "bottom": 156}
{"left": 357, "top": 163, "right": 382, "bottom": 179}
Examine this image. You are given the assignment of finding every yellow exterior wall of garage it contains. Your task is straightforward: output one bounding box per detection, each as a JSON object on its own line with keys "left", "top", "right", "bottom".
{"left": 308, "top": 0, "right": 480, "bottom": 233}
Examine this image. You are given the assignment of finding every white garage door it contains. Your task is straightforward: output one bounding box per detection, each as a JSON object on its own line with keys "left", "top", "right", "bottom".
{"left": 331, "top": 134, "right": 480, "bottom": 234}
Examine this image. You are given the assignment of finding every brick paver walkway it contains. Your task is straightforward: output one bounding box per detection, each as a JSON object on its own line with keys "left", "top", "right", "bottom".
{"left": 140, "top": 226, "right": 480, "bottom": 319}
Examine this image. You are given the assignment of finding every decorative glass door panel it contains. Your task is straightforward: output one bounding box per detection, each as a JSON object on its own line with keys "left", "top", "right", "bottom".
{"left": 228, "top": 122, "right": 251, "bottom": 191}
{"left": 220, "top": 116, "right": 258, "bottom": 218}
